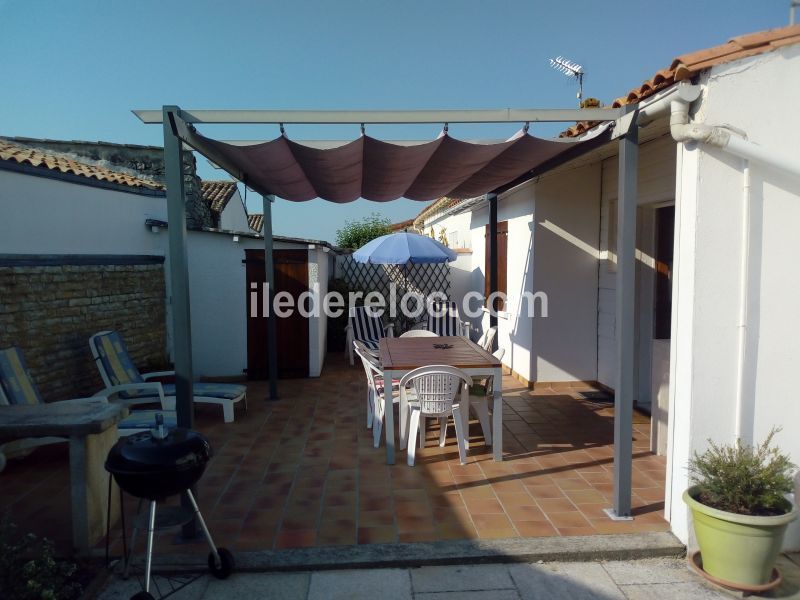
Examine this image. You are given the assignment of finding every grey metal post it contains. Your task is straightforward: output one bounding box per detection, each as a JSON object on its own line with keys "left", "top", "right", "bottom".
{"left": 163, "top": 106, "right": 198, "bottom": 539}
{"left": 263, "top": 194, "right": 279, "bottom": 400}
{"left": 163, "top": 106, "right": 194, "bottom": 428}
{"left": 488, "top": 193, "right": 499, "bottom": 329}
{"left": 608, "top": 123, "right": 638, "bottom": 520}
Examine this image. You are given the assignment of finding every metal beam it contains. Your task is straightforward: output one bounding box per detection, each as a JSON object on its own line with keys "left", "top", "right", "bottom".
{"left": 167, "top": 109, "right": 273, "bottom": 197}
{"left": 164, "top": 105, "right": 197, "bottom": 540}
{"left": 263, "top": 195, "right": 279, "bottom": 400}
{"left": 163, "top": 106, "right": 195, "bottom": 429}
{"left": 133, "top": 107, "right": 623, "bottom": 125}
{"left": 488, "top": 193, "right": 499, "bottom": 330}
{"left": 608, "top": 115, "right": 639, "bottom": 520}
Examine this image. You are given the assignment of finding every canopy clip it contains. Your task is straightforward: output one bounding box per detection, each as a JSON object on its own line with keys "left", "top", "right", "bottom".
{"left": 523, "top": 121, "right": 530, "bottom": 133}
{"left": 360, "top": 123, "right": 365, "bottom": 135}
{"left": 279, "top": 123, "right": 286, "bottom": 136}
{"left": 443, "top": 122, "right": 449, "bottom": 134}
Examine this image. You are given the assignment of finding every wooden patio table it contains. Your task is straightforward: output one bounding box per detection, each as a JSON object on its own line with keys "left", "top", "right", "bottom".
{"left": 379, "top": 336, "right": 502, "bottom": 465}
{"left": 0, "top": 399, "right": 127, "bottom": 554}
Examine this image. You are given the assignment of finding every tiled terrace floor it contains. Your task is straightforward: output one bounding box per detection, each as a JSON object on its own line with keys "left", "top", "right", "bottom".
{"left": 0, "top": 354, "right": 667, "bottom": 555}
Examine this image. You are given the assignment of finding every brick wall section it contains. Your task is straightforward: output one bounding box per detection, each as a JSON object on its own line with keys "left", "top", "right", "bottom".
{"left": 0, "top": 263, "right": 168, "bottom": 401}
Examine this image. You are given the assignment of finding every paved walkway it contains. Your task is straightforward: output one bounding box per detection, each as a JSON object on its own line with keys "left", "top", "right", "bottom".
{"left": 98, "top": 554, "right": 800, "bottom": 599}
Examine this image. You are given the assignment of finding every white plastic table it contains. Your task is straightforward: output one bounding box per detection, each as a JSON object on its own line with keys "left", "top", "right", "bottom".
{"left": 378, "top": 336, "right": 503, "bottom": 465}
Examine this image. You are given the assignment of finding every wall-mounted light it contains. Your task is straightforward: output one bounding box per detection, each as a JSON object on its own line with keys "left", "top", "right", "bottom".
{"left": 232, "top": 235, "right": 240, "bottom": 243}
{"left": 145, "top": 218, "right": 168, "bottom": 233}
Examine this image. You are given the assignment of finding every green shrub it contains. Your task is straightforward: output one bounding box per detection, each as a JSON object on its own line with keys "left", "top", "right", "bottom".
{"left": 688, "top": 428, "right": 795, "bottom": 516}
{"left": 335, "top": 213, "right": 390, "bottom": 249}
{"left": 0, "top": 518, "right": 82, "bottom": 600}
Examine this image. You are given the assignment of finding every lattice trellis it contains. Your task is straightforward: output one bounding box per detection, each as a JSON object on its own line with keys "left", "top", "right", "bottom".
{"left": 337, "top": 254, "right": 451, "bottom": 330}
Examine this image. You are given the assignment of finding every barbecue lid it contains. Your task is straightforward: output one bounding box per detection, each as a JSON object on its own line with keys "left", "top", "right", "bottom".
{"left": 105, "top": 427, "right": 213, "bottom": 474}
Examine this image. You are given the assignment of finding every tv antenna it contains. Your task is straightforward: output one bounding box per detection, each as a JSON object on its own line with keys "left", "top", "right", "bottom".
{"left": 549, "top": 56, "right": 585, "bottom": 106}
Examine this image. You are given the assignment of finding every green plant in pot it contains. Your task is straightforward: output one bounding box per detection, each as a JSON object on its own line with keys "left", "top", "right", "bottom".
{"left": 684, "top": 428, "right": 797, "bottom": 589}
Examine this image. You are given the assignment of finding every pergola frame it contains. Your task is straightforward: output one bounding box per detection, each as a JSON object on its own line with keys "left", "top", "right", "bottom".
{"left": 145, "top": 104, "right": 639, "bottom": 521}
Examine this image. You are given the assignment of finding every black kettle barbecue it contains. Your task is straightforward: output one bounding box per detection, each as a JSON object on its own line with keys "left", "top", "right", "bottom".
{"left": 106, "top": 415, "right": 234, "bottom": 599}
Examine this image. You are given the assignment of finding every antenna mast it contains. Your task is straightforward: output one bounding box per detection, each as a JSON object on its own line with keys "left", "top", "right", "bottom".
{"left": 549, "top": 56, "right": 585, "bottom": 107}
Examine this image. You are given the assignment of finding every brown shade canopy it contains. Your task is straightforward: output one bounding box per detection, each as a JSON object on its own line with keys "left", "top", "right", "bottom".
{"left": 193, "top": 127, "right": 608, "bottom": 202}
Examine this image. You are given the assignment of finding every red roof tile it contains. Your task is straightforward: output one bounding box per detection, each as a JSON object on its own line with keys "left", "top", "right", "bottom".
{"left": 561, "top": 24, "right": 800, "bottom": 137}
{"left": 248, "top": 213, "right": 264, "bottom": 233}
{"left": 0, "top": 138, "right": 163, "bottom": 189}
{"left": 201, "top": 180, "right": 238, "bottom": 213}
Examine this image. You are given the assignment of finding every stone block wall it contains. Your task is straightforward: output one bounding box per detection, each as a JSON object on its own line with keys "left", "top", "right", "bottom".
{"left": 0, "top": 260, "right": 168, "bottom": 401}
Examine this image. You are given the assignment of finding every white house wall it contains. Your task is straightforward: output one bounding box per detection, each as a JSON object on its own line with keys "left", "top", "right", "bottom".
{"left": 530, "top": 163, "right": 600, "bottom": 383}
{"left": 0, "top": 169, "right": 328, "bottom": 381}
{"left": 219, "top": 189, "right": 251, "bottom": 232}
{"left": 597, "top": 135, "right": 677, "bottom": 388}
{"left": 0, "top": 170, "right": 167, "bottom": 256}
{"left": 667, "top": 45, "right": 800, "bottom": 550}
{"left": 428, "top": 163, "right": 601, "bottom": 385}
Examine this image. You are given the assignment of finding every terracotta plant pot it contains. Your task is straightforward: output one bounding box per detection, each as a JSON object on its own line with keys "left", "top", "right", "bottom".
{"left": 684, "top": 485, "right": 797, "bottom": 587}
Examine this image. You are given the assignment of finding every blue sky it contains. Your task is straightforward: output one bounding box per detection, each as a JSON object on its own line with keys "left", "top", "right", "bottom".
{"left": 0, "top": 0, "right": 790, "bottom": 242}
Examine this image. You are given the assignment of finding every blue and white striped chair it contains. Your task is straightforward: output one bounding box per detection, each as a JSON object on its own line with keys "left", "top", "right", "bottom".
{"left": 89, "top": 331, "right": 247, "bottom": 423}
{"left": 346, "top": 306, "right": 394, "bottom": 366}
{"left": 0, "top": 346, "right": 175, "bottom": 472}
{"left": 426, "top": 300, "right": 469, "bottom": 337}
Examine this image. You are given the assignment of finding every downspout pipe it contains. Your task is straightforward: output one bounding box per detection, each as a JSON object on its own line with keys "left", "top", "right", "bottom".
{"left": 668, "top": 99, "right": 800, "bottom": 178}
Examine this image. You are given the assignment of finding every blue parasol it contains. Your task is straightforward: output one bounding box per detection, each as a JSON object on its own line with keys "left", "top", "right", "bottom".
{"left": 352, "top": 231, "right": 457, "bottom": 264}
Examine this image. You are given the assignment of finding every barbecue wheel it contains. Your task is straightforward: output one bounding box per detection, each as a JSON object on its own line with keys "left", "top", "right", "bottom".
{"left": 208, "top": 547, "right": 235, "bottom": 579}
{"left": 130, "top": 592, "right": 155, "bottom": 600}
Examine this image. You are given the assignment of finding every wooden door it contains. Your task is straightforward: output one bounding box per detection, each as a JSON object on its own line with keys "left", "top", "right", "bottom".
{"left": 245, "top": 249, "right": 309, "bottom": 379}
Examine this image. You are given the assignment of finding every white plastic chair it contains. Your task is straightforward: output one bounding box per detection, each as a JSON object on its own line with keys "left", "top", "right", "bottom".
{"left": 401, "top": 365, "right": 472, "bottom": 466}
{"left": 476, "top": 326, "right": 498, "bottom": 352}
{"left": 466, "top": 348, "right": 505, "bottom": 447}
{"left": 400, "top": 329, "right": 439, "bottom": 338}
{"left": 354, "top": 342, "right": 399, "bottom": 448}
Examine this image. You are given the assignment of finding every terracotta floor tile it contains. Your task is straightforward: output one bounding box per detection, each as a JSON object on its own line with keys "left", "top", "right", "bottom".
{"left": 536, "top": 497, "right": 576, "bottom": 513}
{"left": 463, "top": 498, "right": 504, "bottom": 515}
{"left": 396, "top": 514, "right": 435, "bottom": 533}
{"left": 358, "top": 526, "right": 398, "bottom": 544}
{"left": 398, "top": 530, "right": 439, "bottom": 543}
{"left": 477, "top": 528, "right": 518, "bottom": 539}
{"left": 564, "top": 489, "right": 608, "bottom": 504}
{"left": 555, "top": 526, "right": 599, "bottom": 536}
{"left": 525, "top": 484, "right": 565, "bottom": 499}
{"left": 514, "top": 521, "right": 559, "bottom": 536}
{"left": 547, "top": 511, "right": 592, "bottom": 528}
{"left": 275, "top": 528, "right": 317, "bottom": 549}
{"left": 471, "top": 513, "right": 514, "bottom": 531}
{"left": 6, "top": 355, "right": 666, "bottom": 555}
{"left": 504, "top": 504, "right": 547, "bottom": 522}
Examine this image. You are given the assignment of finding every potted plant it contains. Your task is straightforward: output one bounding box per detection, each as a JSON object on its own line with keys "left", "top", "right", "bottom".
{"left": 683, "top": 428, "right": 797, "bottom": 589}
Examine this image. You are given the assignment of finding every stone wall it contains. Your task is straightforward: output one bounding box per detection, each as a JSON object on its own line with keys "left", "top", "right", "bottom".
{"left": 0, "top": 260, "right": 168, "bottom": 401}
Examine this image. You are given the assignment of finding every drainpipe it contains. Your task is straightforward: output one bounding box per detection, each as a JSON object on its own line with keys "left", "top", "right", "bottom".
{"left": 734, "top": 160, "right": 751, "bottom": 442}
{"left": 668, "top": 99, "right": 800, "bottom": 177}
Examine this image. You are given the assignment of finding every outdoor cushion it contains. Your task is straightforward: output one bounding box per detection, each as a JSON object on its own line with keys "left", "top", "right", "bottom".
{"left": 0, "top": 347, "right": 45, "bottom": 406}
{"left": 359, "top": 339, "right": 380, "bottom": 350}
{"left": 427, "top": 301, "right": 461, "bottom": 336}
{"left": 350, "top": 307, "right": 386, "bottom": 344}
{"left": 128, "top": 382, "right": 247, "bottom": 401}
{"left": 93, "top": 331, "right": 144, "bottom": 386}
